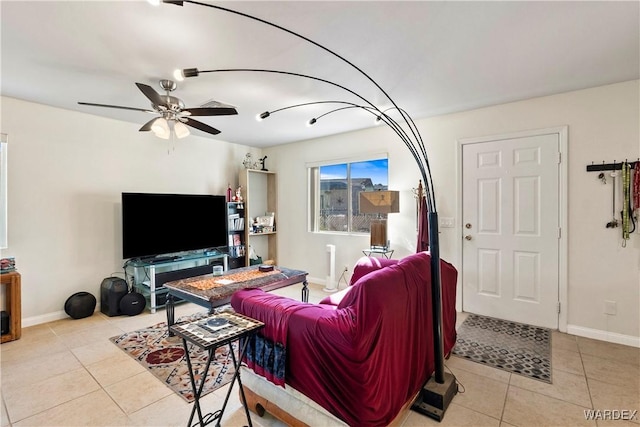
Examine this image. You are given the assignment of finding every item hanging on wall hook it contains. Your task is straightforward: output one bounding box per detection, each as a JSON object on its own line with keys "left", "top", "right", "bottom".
{"left": 621, "top": 161, "right": 634, "bottom": 247}
{"left": 606, "top": 171, "right": 619, "bottom": 229}
{"left": 598, "top": 172, "right": 607, "bottom": 184}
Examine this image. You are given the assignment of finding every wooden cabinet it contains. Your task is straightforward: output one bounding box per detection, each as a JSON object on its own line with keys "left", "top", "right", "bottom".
{"left": 1, "top": 271, "right": 21, "bottom": 343}
{"left": 239, "top": 170, "right": 277, "bottom": 266}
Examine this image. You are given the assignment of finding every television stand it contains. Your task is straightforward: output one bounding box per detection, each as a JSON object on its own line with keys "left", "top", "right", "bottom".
{"left": 124, "top": 252, "right": 228, "bottom": 313}
{"left": 138, "top": 255, "right": 179, "bottom": 264}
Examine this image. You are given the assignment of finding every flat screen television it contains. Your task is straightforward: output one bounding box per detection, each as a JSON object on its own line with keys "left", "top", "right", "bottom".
{"left": 122, "top": 192, "right": 227, "bottom": 260}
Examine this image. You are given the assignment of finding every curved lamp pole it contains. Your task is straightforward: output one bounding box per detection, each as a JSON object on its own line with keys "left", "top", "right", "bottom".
{"left": 164, "top": 0, "right": 455, "bottom": 420}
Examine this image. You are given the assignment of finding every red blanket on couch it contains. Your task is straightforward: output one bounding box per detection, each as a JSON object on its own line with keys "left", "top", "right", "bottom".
{"left": 231, "top": 251, "right": 457, "bottom": 426}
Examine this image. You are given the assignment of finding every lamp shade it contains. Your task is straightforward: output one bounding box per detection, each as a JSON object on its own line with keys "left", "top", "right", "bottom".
{"left": 151, "top": 118, "right": 170, "bottom": 139}
{"left": 359, "top": 190, "right": 400, "bottom": 214}
{"left": 173, "top": 121, "right": 190, "bottom": 139}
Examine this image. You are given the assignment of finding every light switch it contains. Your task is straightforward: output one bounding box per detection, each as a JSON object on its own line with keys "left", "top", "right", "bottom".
{"left": 439, "top": 217, "right": 455, "bottom": 228}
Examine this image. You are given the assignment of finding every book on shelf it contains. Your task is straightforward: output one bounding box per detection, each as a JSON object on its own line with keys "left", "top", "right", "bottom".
{"left": 228, "top": 215, "right": 244, "bottom": 231}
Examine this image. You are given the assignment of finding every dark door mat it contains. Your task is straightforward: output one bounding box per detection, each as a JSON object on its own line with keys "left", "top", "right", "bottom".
{"left": 453, "top": 313, "right": 552, "bottom": 383}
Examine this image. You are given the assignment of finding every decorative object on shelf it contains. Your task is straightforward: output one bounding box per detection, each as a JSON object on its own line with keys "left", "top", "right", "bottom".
{"left": 0, "top": 257, "right": 15, "bottom": 272}
{"left": 259, "top": 155, "right": 268, "bottom": 171}
{"left": 359, "top": 190, "right": 400, "bottom": 250}
{"left": 226, "top": 184, "right": 233, "bottom": 202}
{"left": 256, "top": 215, "right": 274, "bottom": 227}
{"left": 232, "top": 186, "right": 243, "bottom": 202}
{"left": 243, "top": 153, "right": 257, "bottom": 169}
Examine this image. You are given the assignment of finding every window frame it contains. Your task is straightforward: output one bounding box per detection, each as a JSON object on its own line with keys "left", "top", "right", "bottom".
{"left": 307, "top": 153, "right": 389, "bottom": 235}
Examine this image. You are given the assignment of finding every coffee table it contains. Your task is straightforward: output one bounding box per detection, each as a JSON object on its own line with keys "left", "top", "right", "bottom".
{"left": 164, "top": 265, "right": 308, "bottom": 331}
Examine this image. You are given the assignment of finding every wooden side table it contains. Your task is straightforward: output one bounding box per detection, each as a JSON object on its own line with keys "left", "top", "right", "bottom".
{"left": 1, "top": 271, "right": 21, "bottom": 343}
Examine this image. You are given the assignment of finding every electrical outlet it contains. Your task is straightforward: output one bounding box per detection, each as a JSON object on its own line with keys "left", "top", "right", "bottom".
{"left": 604, "top": 300, "right": 617, "bottom": 315}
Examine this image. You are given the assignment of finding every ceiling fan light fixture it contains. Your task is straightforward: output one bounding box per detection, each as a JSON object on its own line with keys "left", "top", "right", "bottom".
{"left": 151, "top": 117, "right": 170, "bottom": 139}
{"left": 174, "top": 121, "right": 190, "bottom": 139}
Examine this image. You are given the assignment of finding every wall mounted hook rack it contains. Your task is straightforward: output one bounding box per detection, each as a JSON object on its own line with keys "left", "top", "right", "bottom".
{"left": 586, "top": 159, "right": 638, "bottom": 172}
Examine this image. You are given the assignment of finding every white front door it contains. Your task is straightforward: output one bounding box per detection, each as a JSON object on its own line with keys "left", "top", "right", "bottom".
{"left": 461, "top": 132, "right": 560, "bottom": 329}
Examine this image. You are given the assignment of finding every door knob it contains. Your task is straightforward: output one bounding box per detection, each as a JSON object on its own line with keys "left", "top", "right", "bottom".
{"left": 464, "top": 235, "right": 473, "bottom": 241}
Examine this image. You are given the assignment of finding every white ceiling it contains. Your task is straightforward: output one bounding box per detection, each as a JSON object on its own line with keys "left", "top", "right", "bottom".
{"left": 2, "top": 1, "right": 638, "bottom": 148}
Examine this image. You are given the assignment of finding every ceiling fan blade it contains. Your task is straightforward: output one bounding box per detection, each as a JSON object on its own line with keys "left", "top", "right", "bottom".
{"left": 135, "top": 83, "right": 167, "bottom": 107}
{"left": 182, "top": 107, "right": 238, "bottom": 117}
{"left": 184, "top": 118, "right": 221, "bottom": 135}
{"left": 77, "top": 101, "right": 155, "bottom": 113}
{"left": 139, "top": 118, "right": 158, "bottom": 132}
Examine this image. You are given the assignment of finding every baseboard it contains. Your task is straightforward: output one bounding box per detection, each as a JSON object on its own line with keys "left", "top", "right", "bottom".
{"left": 307, "top": 275, "right": 325, "bottom": 286}
{"left": 23, "top": 310, "right": 68, "bottom": 327}
{"left": 566, "top": 324, "right": 640, "bottom": 348}
{"left": 307, "top": 275, "right": 348, "bottom": 292}
{"left": 22, "top": 303, "right": 102, "bottom": 328}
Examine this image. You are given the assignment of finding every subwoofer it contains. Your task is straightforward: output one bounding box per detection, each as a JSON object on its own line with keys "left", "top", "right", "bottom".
{"left": 100, "top": 277, "right": 128, "bottom": 317}
{"left": 64, "top": 292, "right": 97, "bottom": 319}
{"left": 119, "top": 291, "right": 146, "bottom": 316}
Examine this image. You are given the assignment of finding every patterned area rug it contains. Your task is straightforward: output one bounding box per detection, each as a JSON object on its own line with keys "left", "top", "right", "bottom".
{"left": 110, "top": 312, "right": 237, "bottom": 402}
{"left": 453, "top": 313, "right": 552, "bottom": 383}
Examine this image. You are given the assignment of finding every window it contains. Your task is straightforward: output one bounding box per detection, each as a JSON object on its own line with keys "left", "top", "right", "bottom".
{"left": 309, "top": 157, "right": 389, "bottom": 233}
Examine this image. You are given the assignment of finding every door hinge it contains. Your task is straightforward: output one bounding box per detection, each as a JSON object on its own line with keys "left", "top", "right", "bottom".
{"left": 557, "top": 152, "right": 562, "bottom": 164}
{"left": 557, "top": 302, "right": 561, "bottom": 314}
{"left": 558, "top": 227, "right": 562, "bottom": 239}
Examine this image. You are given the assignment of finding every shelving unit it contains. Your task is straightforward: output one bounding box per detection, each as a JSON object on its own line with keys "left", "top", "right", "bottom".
{"left": 239, "top": 169, "right": 277, "bottom": 266}
{"left": 124, "top": 253, "right": 228, "bottom": 313}
{"left": 1, "top": 271, "right": 21, "bottom": 343}
{"left": 227, "top": 202, "right": 246, "bottom": 269}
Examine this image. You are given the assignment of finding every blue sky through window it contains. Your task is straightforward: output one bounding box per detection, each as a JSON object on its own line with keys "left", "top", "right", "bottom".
{"left": 320, "top": 158, "right": 388, "bottom": 187}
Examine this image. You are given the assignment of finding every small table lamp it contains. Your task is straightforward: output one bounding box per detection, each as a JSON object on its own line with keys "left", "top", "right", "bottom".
{"left": 359, "top": 190, "right": 400, "bottom": 250}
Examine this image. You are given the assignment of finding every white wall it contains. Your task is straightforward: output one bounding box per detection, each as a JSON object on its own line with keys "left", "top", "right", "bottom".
{"left": 266, "top": 80, "right": 640, "bottom": 344}
{"left": 3, "top": 81, "right": 639, "bottom": 344}
{"left": 1, "top": 96, "right": 260, "bottom": 325}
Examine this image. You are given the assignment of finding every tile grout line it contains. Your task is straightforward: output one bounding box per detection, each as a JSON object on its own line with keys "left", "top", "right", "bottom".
{"left": 76, "top": 347, "right": 131, "bottom": 422}
{"left": 500, "top": 374, "right": 512, "bottom": 424}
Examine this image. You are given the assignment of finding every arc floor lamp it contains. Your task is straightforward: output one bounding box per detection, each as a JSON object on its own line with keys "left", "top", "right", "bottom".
{"left": 161, "top": 0, "right": 457, "bottom": 420}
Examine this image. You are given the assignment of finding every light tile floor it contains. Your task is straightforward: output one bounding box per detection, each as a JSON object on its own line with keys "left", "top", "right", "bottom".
{"left": 1, "top": 283, "right": 639, "bottom": 426}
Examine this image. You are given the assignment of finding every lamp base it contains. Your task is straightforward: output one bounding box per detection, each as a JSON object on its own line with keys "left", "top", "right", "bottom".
{"left": 369, "top": 218, "right": 388, "bottom": 248}
{"left": 411, "top": 372, "right": 457, "bottom": 422}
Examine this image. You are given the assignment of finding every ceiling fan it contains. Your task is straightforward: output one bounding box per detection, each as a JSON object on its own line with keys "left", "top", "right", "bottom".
{"left": 78, "top": 79, "right": 237, "bottom": 139}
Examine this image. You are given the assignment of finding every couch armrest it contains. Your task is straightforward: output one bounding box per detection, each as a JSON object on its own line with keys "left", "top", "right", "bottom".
{"left": 231, "top": 289, "right": 309, "bottom": 341}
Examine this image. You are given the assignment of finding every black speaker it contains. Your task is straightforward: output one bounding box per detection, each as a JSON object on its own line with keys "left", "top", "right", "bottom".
{"left": 119, "top": 292, "right": 146, "bottom": 316}
{"left": 100, "top": 277, "right": 128, "bottom": 317}
{"left": 64, "top": 292, "right": 97, "bottom": 319}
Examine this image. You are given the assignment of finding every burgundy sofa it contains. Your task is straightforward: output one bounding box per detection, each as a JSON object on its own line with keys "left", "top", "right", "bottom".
{"left": 230, "top": 251, "right": 458, "bottom": 426}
